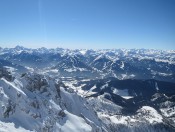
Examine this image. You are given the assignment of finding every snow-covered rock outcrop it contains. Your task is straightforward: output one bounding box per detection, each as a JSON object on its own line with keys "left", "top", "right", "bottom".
{"left": 0, "top": 72, "right": 103, "bottom": 132}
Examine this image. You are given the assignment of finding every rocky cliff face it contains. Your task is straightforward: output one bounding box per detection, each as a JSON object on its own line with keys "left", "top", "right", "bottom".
{"left": 0, "top": 72, "right": 103, "bottom": 132}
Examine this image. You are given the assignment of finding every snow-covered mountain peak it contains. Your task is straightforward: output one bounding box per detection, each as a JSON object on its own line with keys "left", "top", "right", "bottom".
{"left": 0, "top": 46, "right": 175, "bottom": 131}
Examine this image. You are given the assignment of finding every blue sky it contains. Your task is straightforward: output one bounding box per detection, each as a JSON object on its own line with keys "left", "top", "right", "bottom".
{"left": 0, "top": 0, "right": 175, "bottom": 49}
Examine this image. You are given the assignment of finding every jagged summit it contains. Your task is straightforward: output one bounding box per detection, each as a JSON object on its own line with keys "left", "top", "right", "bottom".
{"left": 15, "top": 45, "right": 25, "bottom": 49}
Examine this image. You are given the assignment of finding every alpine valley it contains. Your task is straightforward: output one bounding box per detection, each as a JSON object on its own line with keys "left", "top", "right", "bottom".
{"left": 0, "top": 46, "right": 175, "bottom": 132}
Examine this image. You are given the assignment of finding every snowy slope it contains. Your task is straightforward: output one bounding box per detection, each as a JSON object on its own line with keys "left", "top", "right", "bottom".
{"left": 0, "top": 72, "right": 104, "bottom": 132}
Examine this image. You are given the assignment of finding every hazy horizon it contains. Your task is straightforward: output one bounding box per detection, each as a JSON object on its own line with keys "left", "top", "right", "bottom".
{"left": 1, "top": 45, "right": 175, "bottom": 51}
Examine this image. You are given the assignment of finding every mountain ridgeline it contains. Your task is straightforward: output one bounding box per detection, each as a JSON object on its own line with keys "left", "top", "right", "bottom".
{"left": 0, "top": 46, "right": 175, "bottom": 132}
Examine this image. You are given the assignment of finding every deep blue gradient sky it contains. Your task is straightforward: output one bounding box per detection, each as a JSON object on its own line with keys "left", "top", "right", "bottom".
{"left": 0, "top": 0, "right": 175, "bottom": 49}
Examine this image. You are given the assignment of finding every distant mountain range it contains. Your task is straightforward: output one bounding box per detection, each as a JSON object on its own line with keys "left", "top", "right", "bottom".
{"left": 0, "top": 46, "right": 175, "bottom": 131}
{"left": 0, "top": 46, "right": 175, "bottom": 82}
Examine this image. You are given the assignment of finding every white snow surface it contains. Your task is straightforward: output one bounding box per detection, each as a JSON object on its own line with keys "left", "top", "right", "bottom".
{"left": 0, "top": 74, "right": 103, "bottom": 132}
{"left": 137, "top": 106, "right": 163, "bottom": 123}
{"left": 112, "top": 88, "right": 133, "bottom": 99}
{"left": 55, "top": 110, "right": 92, "bottom": 132}
{"left": 0, "top": 121, "right": 33, "bottom": 132}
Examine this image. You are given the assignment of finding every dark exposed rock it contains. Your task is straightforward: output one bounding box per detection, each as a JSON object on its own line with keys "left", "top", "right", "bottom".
{"left": 30, "top": 100, "right": 40, "bottom": 109}
{"left": 0, "top": 67, "right": 14, "bottom": 81}
{"left": 58, "top": 110, "right": 66, "bottom": 118}
{"left": 3, "top": 100, "right": 16, "bottom": 118}
{"left": 25, "top": 74, "right": 48, "bottom": 92}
